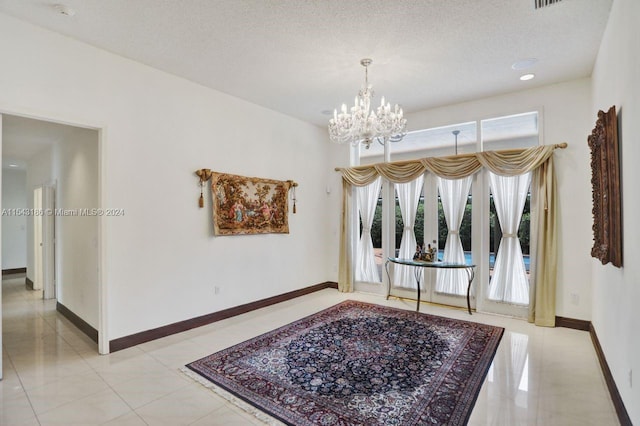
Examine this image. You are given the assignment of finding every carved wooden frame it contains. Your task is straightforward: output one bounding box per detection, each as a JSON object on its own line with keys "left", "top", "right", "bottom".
{"left": 588, "top": 105, "right": 622, "bottom": 267}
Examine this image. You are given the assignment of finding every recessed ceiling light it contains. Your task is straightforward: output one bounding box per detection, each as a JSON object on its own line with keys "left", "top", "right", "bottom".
{"left": 520, "top": 73, "right": 535, "bottom": 81}
{"left": 8, "top": 164, "right": 19, "bottom": 167}
{"left": 512, "top": 58, "right": 538, "bottom": 70}
{"left": 54, "top": 4, "right": 76, "bottom": 17}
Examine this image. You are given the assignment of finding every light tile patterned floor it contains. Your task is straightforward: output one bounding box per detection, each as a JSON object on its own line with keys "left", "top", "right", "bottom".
{"left": 1, "top": 274, "right": 619, "bottom": 425}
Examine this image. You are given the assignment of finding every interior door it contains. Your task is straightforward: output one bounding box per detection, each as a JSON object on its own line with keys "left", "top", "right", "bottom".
{"left": 33, "top": 187, "right": 43, "bottom": 290}
{"left": 42, "top": 185, "right": 55, "bottom": 300}
{"left": 0, "top": 113, "right": 3, "bottom": 379}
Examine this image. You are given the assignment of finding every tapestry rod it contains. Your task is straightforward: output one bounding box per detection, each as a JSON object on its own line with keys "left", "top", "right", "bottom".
{"left": 194, "top": 168, "right": 298, "bottom": 187}
{"left": 194, "top": 169, "right": 298, "bottom": 209}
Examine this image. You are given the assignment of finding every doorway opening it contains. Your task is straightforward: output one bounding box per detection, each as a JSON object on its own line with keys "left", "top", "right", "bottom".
{"left": 1, "top": 113, "right": 103, "bottom": 374}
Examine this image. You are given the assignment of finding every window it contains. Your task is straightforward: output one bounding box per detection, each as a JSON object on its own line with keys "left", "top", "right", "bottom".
{"left": 482, "top": 113, "right": 537, "bottom": 310}
{"left": 355, "top": 179, "right": 382, "bottom": 283}
{"left": 435, "top": 176, "right": 472, "bottom": 296}
{"left": 353, "top": 111, "right": 540, "bottom": 318}
{"left": 393, "top": 177, "right": 424, "bottom": 288}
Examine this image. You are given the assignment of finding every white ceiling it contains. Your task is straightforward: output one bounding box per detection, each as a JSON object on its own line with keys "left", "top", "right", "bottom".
{"left": 0, "top": 0, "right": 612, "bottom": 144}
{"left": 1, "top": 115, "right": 87, "bottom": 169}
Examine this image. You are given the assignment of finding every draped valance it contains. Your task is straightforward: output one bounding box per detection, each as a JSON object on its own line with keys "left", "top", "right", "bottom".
{"left": 335, "top": 143, "right": 567, "bottom": 327}
{"left": 336, "top": 143, "right": 566, "bottom": 185}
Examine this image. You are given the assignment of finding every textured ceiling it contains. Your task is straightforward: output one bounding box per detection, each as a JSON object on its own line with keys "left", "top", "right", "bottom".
{"left": 0, "top": 0, "right": 612, "bottom": 132}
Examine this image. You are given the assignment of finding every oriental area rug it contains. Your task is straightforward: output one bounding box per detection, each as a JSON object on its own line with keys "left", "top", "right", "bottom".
{"left": 184, "top": 300, "right": 504, "bottom": 425}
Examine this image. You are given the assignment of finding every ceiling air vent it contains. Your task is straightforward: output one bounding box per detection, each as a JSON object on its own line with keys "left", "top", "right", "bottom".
{"left": 535, "top": 0, "right": 563, "bottom": 8}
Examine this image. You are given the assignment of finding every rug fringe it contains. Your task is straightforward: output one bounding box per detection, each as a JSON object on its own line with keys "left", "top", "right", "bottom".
{"left": 180, "top": 367, "right": 284, "bottom": 425}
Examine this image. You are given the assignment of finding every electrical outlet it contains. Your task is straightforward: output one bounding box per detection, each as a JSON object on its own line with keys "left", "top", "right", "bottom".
{"left": 570, "top": 293, "right": 580, "bottom": 305}
{"left": 214, "top": 286, "right": 220, "bottom": 295}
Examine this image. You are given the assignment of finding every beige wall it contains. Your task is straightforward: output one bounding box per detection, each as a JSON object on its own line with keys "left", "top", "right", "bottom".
{"left": 405, "top": 78, "right": 594, "bottom": 320}
{"left": 591, "top": 0, "right": 640, "bottom": 422}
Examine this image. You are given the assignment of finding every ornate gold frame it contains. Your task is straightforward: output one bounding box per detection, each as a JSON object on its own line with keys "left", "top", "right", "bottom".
{"left": 588, "top": 106, "right": 622, "bottom": 267}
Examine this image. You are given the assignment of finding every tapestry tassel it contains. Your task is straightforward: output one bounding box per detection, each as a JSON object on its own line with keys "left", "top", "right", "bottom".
{"left": 290, "top": 181, "right": 298, "bottom": 214}
{"left": 195, "top": 169, "right": 212, "bottom": 209}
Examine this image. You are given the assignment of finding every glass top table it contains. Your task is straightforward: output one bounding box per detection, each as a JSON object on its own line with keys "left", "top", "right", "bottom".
{"left": 385, "top": 257, "right": 476, "bottom": 314}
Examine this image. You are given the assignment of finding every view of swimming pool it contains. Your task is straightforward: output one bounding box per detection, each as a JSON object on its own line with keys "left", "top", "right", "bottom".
{"left": 448, "top": 251, "right": 530, "bottom": 271}
{"left": 380, "top": 249, "right": 531, "bottom": 271}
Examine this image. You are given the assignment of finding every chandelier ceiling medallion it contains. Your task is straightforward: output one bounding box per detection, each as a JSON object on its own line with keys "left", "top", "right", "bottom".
{"left": 328, "top": 59, "right": 407, "bottom": 149}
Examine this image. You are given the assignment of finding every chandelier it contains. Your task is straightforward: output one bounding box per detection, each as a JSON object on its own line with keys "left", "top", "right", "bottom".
{"left": 328, "top": 59, "right": 407, "bottom": 149}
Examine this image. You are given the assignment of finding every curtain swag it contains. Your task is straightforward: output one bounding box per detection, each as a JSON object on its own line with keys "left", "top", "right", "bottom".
{"left": 335, "top": 143, "right": 567, "bottom": 327}
{"left": 335, "top": 143, "right": 567, "bottom": 184}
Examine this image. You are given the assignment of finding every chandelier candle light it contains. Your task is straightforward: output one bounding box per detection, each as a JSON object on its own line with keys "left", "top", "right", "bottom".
{"left": 328, "top": 59, "right": 407, "bottom": 149}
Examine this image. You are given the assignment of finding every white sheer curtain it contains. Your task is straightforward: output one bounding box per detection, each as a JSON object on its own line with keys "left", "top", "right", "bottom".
{"left": 394, "top": 176, "right": 424, "bottom": 289}
{"left": 436, "top": 176, "right": 472, "bottom": 295}
{"left": 489, "top": 172, "right": 531, "bottom": 304}
{"left": 355, "top": 177, "right": 382, "bottom": 282}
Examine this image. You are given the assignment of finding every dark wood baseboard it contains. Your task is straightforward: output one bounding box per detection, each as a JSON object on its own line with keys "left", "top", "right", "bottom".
{"left": 555, "top": 316, "right": 590, "bottom": 331}
{"left": 25, "top": 277, "right": 34, "bottom": 290}
{"left": 109, "top": 281, "right": 339, "bottom": 353}
{"left": 3, "top": 267, "right": 26, "bottom": 275}
{"left": 590, "top": 324, "right": 632, "bottom": 426}
{"left": 56, "top": 302, "right": 99, "bottom": 344}
{"left": 557, "top": 315, "right": 631, "bottom": 425}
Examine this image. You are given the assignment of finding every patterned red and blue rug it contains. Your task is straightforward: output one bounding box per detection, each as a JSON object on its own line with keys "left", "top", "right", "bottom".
{"left": 184, "top": 300, "right": 504, "bottom": 425}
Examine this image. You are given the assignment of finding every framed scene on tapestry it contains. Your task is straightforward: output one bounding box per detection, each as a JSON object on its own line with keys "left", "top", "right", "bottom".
{"left": 211, "top": 172, "right": 293, "bottom": 236}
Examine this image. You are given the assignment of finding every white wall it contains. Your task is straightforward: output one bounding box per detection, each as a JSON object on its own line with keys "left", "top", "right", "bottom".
{"left": 591, "top": 0, "right": 640, "bottom": 422}
{"left": 0, "top": 13, "right": 337, "bottom": 341}
{"left": 2, "top": 168, "right": 27, "bottom": 269}
{"left": 404, "top": 78, "right": 594, "bottom": 321}
{"left": 52, "top": 128, "right": 100, "bottom": 327}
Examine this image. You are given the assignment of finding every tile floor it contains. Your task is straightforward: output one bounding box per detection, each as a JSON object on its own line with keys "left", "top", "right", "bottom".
{"left": 1, "top": 274, "right": 619, "bottom": 425}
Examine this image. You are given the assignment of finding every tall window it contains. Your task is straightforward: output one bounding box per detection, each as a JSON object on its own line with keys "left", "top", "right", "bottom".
{"left": 393, "top": 177, "right": 424, "bottom": 288}
{"left": 435, "top": 176, "right": 472, "bottom": 295}
{"left": 355, "top": 178, "right": 382, "bottom": 283}
{"left": 482, "top": 112, "right": 537, "bottom": 310}
{"left": 487, "top": 172, "right": 531, "bottom": 305}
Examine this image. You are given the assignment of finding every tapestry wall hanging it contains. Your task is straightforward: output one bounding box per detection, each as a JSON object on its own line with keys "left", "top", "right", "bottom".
{"left": 210, "top": 172, "right": 295, "bottom": 236}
